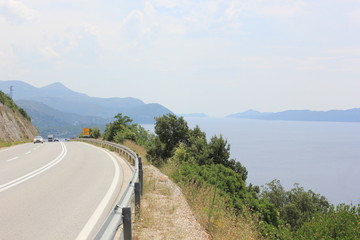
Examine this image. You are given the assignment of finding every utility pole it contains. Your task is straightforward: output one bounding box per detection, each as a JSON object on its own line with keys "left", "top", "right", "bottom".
{"left": 9, "top": 86, "right": 14, "bottom": 99}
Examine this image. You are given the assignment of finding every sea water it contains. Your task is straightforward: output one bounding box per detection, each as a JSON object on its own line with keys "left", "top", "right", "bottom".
{"left": 143, "top": 118, "right": 360, "bottom": 205}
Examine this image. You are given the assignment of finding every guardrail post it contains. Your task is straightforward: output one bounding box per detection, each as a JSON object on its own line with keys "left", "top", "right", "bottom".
{"left": 123, "top": 207, "right": 132, "bottom": 240}
{"left": 138, "top": 158, "right": 143, "bottom": 196}
{"left": 135, "top": 182, "right": 141, "bottom": 218}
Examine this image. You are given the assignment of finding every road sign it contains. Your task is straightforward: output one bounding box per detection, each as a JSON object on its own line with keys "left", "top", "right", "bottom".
{"left": 82, "top": 128, "right": 90, "bottom": 137}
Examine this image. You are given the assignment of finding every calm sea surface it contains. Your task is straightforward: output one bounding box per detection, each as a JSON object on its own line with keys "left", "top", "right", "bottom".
{"left": 143, "top": 118, "right": 360, "bottom": 205}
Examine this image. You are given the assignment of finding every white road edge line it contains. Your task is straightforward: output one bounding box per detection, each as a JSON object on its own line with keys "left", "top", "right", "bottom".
{"left": 76, "top": 147, "right": 120, "bottom": 240}
{"left": 0, "top": 143, "right": 38, "bottom": 154}
{"left": 0, "top": 142, "right": 67, "bottom": 193}
{"left": 6, "top": 157, "right": 19, "bottom": 162}
{"left": 0, "top": 148, "right": 12, "bottom": 153}
{"left": 0, "top": 144, "right": 22, "bottom": 153}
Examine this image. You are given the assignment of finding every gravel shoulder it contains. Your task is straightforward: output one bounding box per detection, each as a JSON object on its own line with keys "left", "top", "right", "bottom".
{"left": 133, "top": 165, "right": 210, "bottom": 240}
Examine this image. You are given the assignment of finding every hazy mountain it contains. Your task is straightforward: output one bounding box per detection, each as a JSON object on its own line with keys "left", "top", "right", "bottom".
{"left": 16, "top": 100, "right": 109, "bottom": 138}
{"left": 0, "top": 80, "right": 173, "bottom": 123}
{"left": 179, "top": 113, "right": 209, "bottom": 118}
{"left": 228, "top": 109, "right": 360, "bottom": 122}
{"left": 227, "top": 110, "right": 272, "bottom": 119}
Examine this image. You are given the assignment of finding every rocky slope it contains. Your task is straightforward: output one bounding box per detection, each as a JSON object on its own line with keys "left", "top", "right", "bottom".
{"left": 0, "top": 91, "right": 39, "bottom": 142}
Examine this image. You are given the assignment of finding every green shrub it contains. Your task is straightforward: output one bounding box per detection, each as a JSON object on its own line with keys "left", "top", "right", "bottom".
{"left": 103, "top": 113, "right": 154, "bottom": 148}
{"left": 261, "top": 180, "right": 330, "bottom": 231}
{"left": 171, "top": 162, "right": 278, "bottom": 227}
{"left": 89, "top": 127, "right": 101, "bottom": 139}
{"left": 294, "top": 204, "right": 360, "bottom": 240}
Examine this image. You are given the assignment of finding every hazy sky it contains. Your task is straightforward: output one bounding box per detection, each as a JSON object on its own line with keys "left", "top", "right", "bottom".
{"left": 0, "top": 0, "right": 359, "bottom": 116}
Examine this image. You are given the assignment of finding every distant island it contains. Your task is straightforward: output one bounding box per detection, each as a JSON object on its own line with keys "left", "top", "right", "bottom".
{"left": 228, "top": 109, "right": 360, "bottom": 122}
{"left": 178, "top": 113, "right": 209, "bottom": 118}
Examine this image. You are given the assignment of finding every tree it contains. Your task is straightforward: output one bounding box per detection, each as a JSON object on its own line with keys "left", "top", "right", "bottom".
{"left": 90, "top": 127, "right": 101, "bottom": 139}
{"left": 261, "top": 179, "right": 287, "bottom": 210}
{"left": 183, "top": 125, "right": 208, "bottom": 165}
{"left": 102, "top": 113, "right": 154, "bottom": 147}
{"left": 147, "top": 114, "right": 190, "bottom": 163}
{"left": 188, "top": 125, "right": 206, "bottom": 142}
{"left": 114, "top": 127, "right": 136, "bottom": 143}
{"left": 205, "top": 135, "right": 230, "bottom": 167}
{"left": 147, "top": 137, "right": 168, "bottom": 166}
{"left": 294, "top": 204, "right": 360, "bottom": 239}
{"left": 205, "top": 135, "right": 247, "bottom": 180}
{"left": 261, "top": 180, "right": 330, "bottom": 231}
{"left": 103, "top": 113, "right": 133, "bottom": 141}
{"left": 132, "top": 124, "right": 155, "bottom": 148}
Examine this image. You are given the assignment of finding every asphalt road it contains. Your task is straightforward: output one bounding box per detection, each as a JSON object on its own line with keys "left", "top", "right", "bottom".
{"left": 0, "top": 141, "right": 132, "bottom": 240}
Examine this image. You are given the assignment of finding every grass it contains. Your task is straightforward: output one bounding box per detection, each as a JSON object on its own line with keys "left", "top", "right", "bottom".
{"left": 0, "top": 140, "right": 29, "bottom": 149}
{"left": 122, "top": 140, "right": 149, "bottom": 165}
{"left": 179, "top": 180, "right": 263, "bottom": 240}
{"left": 133, "top": 167, "right": 181, "bottom": 240}
{"left": 161, "top": 161, "right": 263, "bottom": 240}
{"left": 123, "top": 141, "right": 262, "bottom": 240}
{"left": 134, "top": 177, "right": 157, "bottom": 228}
{"left": 0, "top": 141, "right": 13, "bottom": 148}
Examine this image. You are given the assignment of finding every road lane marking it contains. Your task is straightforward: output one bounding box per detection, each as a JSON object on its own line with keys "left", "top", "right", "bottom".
{"left": 25, "top": 151, "right": 31, "bottom": 154}
{"left": 6, "top": 157, "right": 19, "bottom": 162}
{"left": 76, "top": 147, "right": 120, "bottom": 240}
{"left": 34, "top": 145, "right": 42, "bottom": 150}
{"left": 0, "top": 142, "right": 67, "bottom": 193}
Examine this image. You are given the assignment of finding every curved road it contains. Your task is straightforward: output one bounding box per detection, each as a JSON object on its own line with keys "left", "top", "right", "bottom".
{"left": 0, "top": 141, "right": 132, "bottom": 240}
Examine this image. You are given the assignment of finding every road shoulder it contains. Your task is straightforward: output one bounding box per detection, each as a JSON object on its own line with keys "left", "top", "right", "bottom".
{"left": 133, "top": 165, "right": 209, "bottom": 240}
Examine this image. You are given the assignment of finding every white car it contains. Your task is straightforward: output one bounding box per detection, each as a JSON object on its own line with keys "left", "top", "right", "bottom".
{"left": 34, "top": 136, "right": 44, "bottom": 144}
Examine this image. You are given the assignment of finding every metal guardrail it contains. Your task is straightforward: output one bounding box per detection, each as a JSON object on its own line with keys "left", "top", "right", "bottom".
{"left": 76, "top": 139, "right": 143, "bottom": 240}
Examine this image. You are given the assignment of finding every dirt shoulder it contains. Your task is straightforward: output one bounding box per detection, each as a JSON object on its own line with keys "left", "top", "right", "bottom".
{"left": 133, "top": 164, "right": 209, "bottom": 240}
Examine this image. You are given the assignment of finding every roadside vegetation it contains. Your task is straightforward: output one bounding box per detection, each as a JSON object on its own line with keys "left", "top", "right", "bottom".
{"left": 0, "top": 90, "right": 31, "bottom": 121}
{"left": 0, "top": 140, "right": 29, "bottom": 149}
{"left": 100, "top": 113, "right": 360, "bottom": 239}
{"left": 0, "top": 90, "right": 33, "bottom": 147}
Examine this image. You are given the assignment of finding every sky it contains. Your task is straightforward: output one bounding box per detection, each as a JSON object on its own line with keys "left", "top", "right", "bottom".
{"left": 0, "top": 0, "right": 359, "bottom": 116}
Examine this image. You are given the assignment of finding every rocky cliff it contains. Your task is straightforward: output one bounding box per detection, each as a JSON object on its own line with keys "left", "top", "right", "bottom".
{"left": 0, "top": 91, "right": 39, "bottom": 142}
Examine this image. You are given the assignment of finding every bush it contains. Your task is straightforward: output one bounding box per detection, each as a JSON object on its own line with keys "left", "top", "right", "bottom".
{"left": 179, "top": 179, "right": 264, "bottom": 240}
{"left": 89, "top": 127, "right": 101, "bottom": 139}
{"left": 171, "top": 162, "right": 278, "bottom": 227}
{"left": 103, "top": 113, "right": 154, "bottom": 148}
{"left": 261, "top": 180, "right": 330, "bottom": 231}
{"left": 294, "top": 204, "right": 360, "bottom": 240}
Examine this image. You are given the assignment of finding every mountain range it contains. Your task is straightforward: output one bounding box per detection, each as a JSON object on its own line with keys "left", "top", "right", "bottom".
{"left": 0, "top": 80, "right": 173, "bottom": 137}
{"left": 228, "top": 109, "right": 360, "bottom": 122}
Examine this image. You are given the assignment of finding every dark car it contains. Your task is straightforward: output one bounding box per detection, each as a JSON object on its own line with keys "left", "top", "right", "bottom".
{"left": 48, "top": 135, "right": 54, "bottom": 142}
